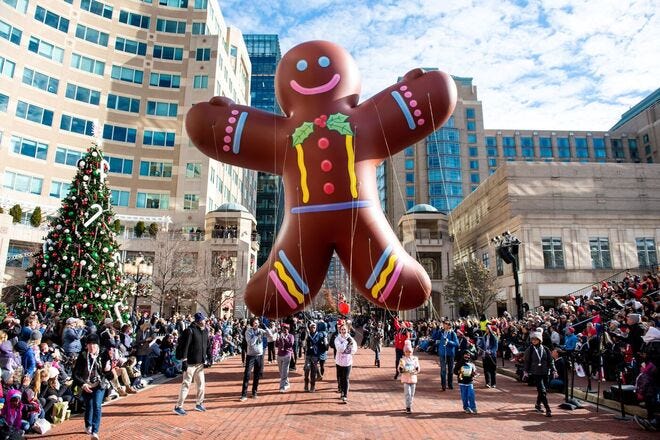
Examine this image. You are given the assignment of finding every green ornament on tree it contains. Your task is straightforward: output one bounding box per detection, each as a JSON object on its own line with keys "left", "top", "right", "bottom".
{"left": 66, "top": 236, "right": 73, "bottom": 243}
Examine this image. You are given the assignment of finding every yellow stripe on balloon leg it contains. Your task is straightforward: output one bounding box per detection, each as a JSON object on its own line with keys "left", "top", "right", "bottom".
{"left": 371, "top": 254, "right": 398, "bottom": 298}
{"left": 295, "top": 144, "right": 309, "bottom": 203}
{"left": 273, "top": 261, "right": 304, "bottom": 304}
{"left": 345, "top": 135, "right": 358, "bottom": 198}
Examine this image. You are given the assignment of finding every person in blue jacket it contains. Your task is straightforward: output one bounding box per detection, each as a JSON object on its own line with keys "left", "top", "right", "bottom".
{"left": 433, "top": 320, "right": 458, "bottom": 391}
{"left": 562, "top": 327, "right": 578, "bottom": 352}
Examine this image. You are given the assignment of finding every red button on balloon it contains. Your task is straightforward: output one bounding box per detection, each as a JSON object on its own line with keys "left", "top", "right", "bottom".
{"left": 318, "top": 137, "right": 329, "bottom": 149}
{"left": 321, "top": 160, "right": 333, "bottom": 172}
{"left": 323, "top": 182, "right": 335, "bottom": 194}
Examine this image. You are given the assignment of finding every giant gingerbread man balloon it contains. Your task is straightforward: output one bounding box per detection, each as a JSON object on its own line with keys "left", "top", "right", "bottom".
{"left": 186, "top": 40, "right": 456, "bottom": 318}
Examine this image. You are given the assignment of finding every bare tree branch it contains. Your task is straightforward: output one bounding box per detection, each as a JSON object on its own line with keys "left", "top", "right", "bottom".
{"left": 443, "top": 260, "right": 498, "bottom": 318}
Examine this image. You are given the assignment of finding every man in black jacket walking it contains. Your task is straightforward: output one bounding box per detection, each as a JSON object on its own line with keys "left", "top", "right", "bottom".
{"left": 174, "top": 312, "right": 209, "bottom": 415}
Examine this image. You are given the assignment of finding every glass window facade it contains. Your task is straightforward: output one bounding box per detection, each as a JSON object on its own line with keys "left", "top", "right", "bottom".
{"left": 81, "top": 0, "right": 113, "bottom": 19}
{"left": 149, "top": 72, "right": 180, "bottom": 88}
{"left": 143, "top": 130, "right": 175, "bottom": 147}
{"left": 60, "top": 114, "right": 94, "bottom": 135}
{"left": 118, "top": 10, "right": 150, "bottom": 29}
{"left": 593, "top": 137, "right": 606, "bottom": 159}
{"left": 55, "top": 146, "right": 83, "bottom": 166}
{"left": 542, "top": 237, "right": 564, "bottom": 269}
{"left": 0, "top": 15, "right": 17, "bottom": 40}
{"left": 153, "top": 45, "right": 183, "bottom": 61}
{"left": 136, "top": 192, "right": 169, "bottom": 209}
{"left": 0, "top": 55, "right": 16, "bottom": 78}
{"left": 75, "top": 24, "right": 109, "bottom": 46}
{"left": 107, "top": 94, "right": 140, "bottom": 113}
{"left": 106, "top": 156, "right": 133, "bottom": 174}
{"left": 28, "top": 37, "right": 64, "bottom": 63}
{"left": 71, "top": 53, "right": 105, "bottom": 76}
{"left": 50, "top": 181, "right": 70, "bottom": 199}
{"left": 103, "top": 124, "right": 137, "bottom": 143}
{"left": 110, "top": 189, "right": 130, "bottom": 207}
{"left": 146, "top": 101, "right": 178, "bottom": 117}
{"left": 22, "top": 68, "right": 59, "bottom": 94}
{"left": 11, "top": 135, "right": 48, "bottom": 160}
{"left": 636, "top": 238, "right": 657, "bottom": 268}
{"left": 65, "top": 83, "right": 101, "bottom": 105}
{"left": 589, "top": 237, "right": 611, "bottom": 269}
{"left": 16, "top": 101, "right": 53, "bottom": 126}
{"left": 539, "top": 137, "right": 553, "bottom": 158}
{"left": 3, "top": 171, "right": 42, "bottom": 195}
{"left": 139, "top": 161, "right": 172, "bottom": 178}
{"left": 115, "top": 37, "right": 147, "bottom": 56}
{"left": 111, "top": 65, "right": 143, "bottom": 84}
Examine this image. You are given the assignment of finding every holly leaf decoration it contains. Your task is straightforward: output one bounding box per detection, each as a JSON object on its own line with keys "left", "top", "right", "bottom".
{"left": 292, "top": 122, "right": 315, "bottom": 146}
{"left": 327, "top": 113, "right": 354, "bottom": 136}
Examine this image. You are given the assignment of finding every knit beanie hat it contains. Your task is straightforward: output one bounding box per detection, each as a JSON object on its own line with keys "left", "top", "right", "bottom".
{"left": 29, "top": 331, "right": 42, "bottom": 343}
{"left": 530, "top": 331, "right": 543, "bottom": 341}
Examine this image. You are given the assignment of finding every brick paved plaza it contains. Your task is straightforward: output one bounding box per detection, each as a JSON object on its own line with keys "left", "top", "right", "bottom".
{"left": 46, "top": 347, "right": 652, "bottom": 439}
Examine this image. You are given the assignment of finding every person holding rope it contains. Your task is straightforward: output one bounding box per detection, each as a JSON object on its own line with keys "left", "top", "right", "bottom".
{"left": 478, "top": 324, "right": 499, "bottom": 388}
{"left": 433, "top": 320, "right": 458, "bottom": 391}
{"left": 523, "top": 329, "right": 557, "bottom": 418}
{"left": 392, "top": 317, "right": 411, "bottom": 380}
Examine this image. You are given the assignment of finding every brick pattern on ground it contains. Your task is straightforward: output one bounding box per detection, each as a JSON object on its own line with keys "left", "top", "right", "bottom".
{"left": 44, "top": 347, "right": 654, "bottom": 439}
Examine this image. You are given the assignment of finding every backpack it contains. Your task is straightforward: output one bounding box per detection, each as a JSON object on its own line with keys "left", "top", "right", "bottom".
{"left": 175, "top": 329, "right": 189, "bottom": 360}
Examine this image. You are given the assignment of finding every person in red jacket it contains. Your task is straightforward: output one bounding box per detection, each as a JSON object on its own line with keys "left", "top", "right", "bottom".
{"left": 393, "top": 317, "right": 412, "bottom": 380}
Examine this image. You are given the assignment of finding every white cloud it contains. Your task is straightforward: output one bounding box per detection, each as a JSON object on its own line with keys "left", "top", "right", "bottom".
{"left": 219, "top": 0, "right": 659, "bottom": 130}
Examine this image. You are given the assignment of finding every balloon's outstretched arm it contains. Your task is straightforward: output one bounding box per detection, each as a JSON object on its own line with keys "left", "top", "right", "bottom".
{"left": 355, "top": 69, "right": 457, "bottom": 159}
{"left": 185, "top": 98, "right": 288, "bottom": 174}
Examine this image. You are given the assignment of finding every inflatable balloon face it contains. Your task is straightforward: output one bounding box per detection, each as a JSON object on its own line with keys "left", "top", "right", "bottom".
{"left": 186, "top": 40, "right": 456, "bottom": 318}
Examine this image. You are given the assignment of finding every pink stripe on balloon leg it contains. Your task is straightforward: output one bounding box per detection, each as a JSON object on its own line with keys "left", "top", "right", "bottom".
{"left": 378, "top": 261, "right": 405, "bottom": 303}
{"left": 269, "top": 270, "right": 297, "bottom": 309}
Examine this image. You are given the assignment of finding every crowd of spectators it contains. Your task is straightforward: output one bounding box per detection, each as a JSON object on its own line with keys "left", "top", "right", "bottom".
{"left": 0, "top": 308, "right": 256, "bottom": 437}
{"left": 361, "top": 270, "right": 659, "bottom": 431}
{"left": 0, "top": 270, "right": 656, "bottom": 435}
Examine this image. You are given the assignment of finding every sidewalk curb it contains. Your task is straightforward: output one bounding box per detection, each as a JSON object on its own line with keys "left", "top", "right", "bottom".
{"left": 475, "top": 360, "right": 646, "bottom": 418}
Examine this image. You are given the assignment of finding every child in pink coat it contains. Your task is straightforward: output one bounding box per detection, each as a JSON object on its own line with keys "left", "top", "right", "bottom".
{"left": 398, "top": 340, "right": 420, "bottom": 414}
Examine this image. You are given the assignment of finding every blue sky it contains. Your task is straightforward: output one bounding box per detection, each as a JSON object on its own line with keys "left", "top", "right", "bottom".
{"left": 219, "top": 0, "right": 659, "bottom": 131}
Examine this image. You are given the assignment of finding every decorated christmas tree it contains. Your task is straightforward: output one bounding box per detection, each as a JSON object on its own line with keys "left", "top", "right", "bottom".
{"left": 19, "top": 140, "right": 127, "bottom": 322}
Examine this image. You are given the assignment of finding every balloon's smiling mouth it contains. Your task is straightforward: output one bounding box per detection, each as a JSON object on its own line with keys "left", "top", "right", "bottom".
{"left": 290, "top": 74, "right": 341, "bottom": 95}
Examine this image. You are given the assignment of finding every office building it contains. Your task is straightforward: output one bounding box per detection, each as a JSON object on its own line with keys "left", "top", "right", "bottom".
{"left": 244, "top": 34, "right": 285, "bottom": 266}
{"left": 0, "top": 0, "right": 258, "bottom": 315}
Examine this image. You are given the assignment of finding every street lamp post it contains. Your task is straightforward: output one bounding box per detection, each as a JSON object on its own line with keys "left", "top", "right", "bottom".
{"left": 491, "top": 231, "right": 522, "bottom": 320}
{"left": 122, "top": 254, "right": 153, "bottom": 318}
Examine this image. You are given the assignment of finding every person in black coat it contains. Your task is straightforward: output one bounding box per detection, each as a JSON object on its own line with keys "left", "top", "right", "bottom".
{"left": 73, "top": 333, "right": 113, "bottom": 440}
{"left": 523, "top": 331, "right": 557, "bottom": 418}
{"left": 174, "top": 312, "right": 209, "bottom": 415}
